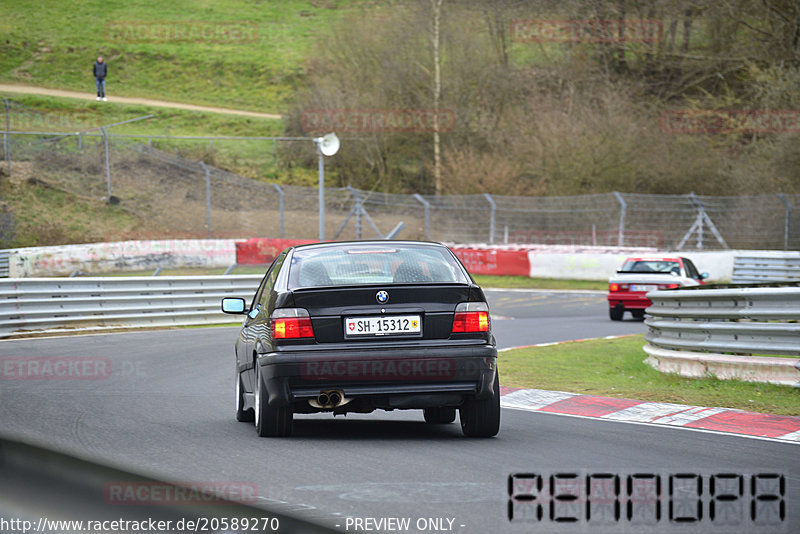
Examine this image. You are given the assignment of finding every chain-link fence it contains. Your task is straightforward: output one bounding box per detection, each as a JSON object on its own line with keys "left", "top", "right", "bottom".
{"left": 1, "top": 129, "right": 798, "bottom": 250}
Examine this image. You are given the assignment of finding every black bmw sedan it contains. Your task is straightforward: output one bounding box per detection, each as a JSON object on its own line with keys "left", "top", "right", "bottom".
{"left": 221, "top": 240, "right": 499, "bottom": 438}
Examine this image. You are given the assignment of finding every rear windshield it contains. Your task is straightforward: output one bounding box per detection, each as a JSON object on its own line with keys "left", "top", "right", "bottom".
{"left": 287, "top": 244, "right": 470, "bottom": 288}
{"left": 620, "top": 260, "right": 681, "bottom": 274}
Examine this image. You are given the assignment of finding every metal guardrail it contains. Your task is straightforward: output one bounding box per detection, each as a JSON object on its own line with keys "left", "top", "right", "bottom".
{"left": 732, "top": 254, "right": 800, "bottom": 283}
{"left": 0, "top": 275, "right": 262, "bottom": 338}
{"left": 643, "top": 285, "right": 800, "bottom": 386}
{"left": 0, "top": 249, "right": 9, "bottom": 278}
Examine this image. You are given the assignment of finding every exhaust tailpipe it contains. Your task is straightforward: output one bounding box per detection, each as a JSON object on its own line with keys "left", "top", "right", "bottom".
{"left": 312, "top": 390, "right": 346, "bottom": 409}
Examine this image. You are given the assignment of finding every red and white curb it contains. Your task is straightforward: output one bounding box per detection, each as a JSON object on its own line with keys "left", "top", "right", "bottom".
{"left": 499, "top": 386, "right": 800, "bottom": 443}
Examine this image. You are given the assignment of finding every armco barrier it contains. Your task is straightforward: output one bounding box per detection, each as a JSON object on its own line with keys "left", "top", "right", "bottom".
{"left": 0, "top": 276, "right": 262, "bottom": 338}
{"left": 0, "top": 250, "right": 9, "bottom": 278}
{"left": 643, "top": 285, "right": 800, "bottom": 386}
{"left": 732, "top": 252, "right": 800, "bottom": 283}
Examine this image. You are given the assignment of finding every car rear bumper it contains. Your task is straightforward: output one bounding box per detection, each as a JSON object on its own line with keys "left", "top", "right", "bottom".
{"left": 257, "top": 343, "right": 498, "bottom": 408}
{"left": 608, "top": 292, "right": 651, "bottom": 310}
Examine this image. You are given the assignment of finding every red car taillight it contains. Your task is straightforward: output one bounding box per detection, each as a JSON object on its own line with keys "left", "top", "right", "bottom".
{"left": 452, "top": 302, "right": 490, "bottom": 333}
{"left": 272, "top": 309, "right": 314, "bottom": 339}
{"left": 609, "top": 283, "right": 620, "bottom": 292}
{"left": 658, "top": 283, "right": 680, "bottom": 289}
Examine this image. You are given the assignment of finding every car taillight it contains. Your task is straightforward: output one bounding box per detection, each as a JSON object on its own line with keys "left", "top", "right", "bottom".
{"left": 659, "top": 283, "right": 679, "bottom": 289}
{"left": 609, "top": 283, "right": 620, "bottom": 292}
{"left": 272, "top": 308, "right": 314, "bottom": 339}
{"left": 452, "top": 302, "right": 490, "bottom": 333}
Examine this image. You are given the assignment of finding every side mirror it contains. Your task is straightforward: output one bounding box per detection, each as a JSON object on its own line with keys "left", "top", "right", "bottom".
{"left": 700, "top": 272, "right": 709, "bottom": 280}
{"left": 221, "top": 297, "right": 246, "bottom": 314}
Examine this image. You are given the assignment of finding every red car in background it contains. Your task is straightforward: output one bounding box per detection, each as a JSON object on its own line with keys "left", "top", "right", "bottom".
{"left": 607, "top": 257, "right": 708, "bottom": 321}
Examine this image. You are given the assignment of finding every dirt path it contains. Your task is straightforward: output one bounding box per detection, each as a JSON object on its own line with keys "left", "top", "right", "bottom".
{"left": 0, "top": 83, "right": 283, "bottom": 120}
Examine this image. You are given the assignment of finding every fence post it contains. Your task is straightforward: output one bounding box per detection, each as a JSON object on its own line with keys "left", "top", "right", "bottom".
{"left": 484, "top": 193, "right": 496, "bottom": 244}
{"left": 613, "top": 192, "right": 626, "bottom": 247}
{"left": 778, "top": 194, "right": 791, "bottom": 251}
{"left": 199, "top": 162, "right": 212, "bottom": 237}
{"left": 413, "top": 194, "right": 430, "bottom": 240}
{"left": 346, "top": 186, "right": 363, "bottom": 240}
{"left": 102, "top": 127, "right": 111, "bottom": 201}
{"left": 3, "top": 97, "right": 10, "bottom": 178}
{"left": 272, "top": 184, "right": 284, "bottom": 239}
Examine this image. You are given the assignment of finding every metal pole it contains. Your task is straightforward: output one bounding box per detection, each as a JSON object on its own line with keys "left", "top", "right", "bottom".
{"left": 317, "top": 140, "right": 325, "bottom": 242}
{"left": 688, "top": 192, "right": 703, "bottom": 249}
{"left": 484, "top": 193, "right": 496, "bottom": 244}
{"left": 413, "top": 194, "right": 430, "bottom": 240}
{"left": 778, "top": 194, "right": 791, "bottom": 251}
{"left": 272, "top": 184, "right": 284, "bottom": 239}
{"left": 3, "top": 97, "right": 9, "bottom": 178}
{"left": 200, "top": 162, "right": 212, "bottom": 237}
{"left": 613, "top": 192, "right": 626, "bottom": 247}
{"left": 347, "top": 186, "right": 363, "bottom": 240}
{"left": 102, "top": 127, "right": 111, "bottom": 201}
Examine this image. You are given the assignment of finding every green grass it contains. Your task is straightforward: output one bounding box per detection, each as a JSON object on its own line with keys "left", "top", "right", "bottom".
{"left": 90, "top": 268, "right": 602, "bottom": 291}
{"left": 0, "top": 175, "right": 139, "bottom": 248}
{"left": 98, "top": 266, "right": 267, "bottom": 276}
{"left": 4, "top": 94, "right": 287, "bottom": 181}
{"left": 499, "top": 335, "right": 800, "bottom": 416}
{"left": 0, "top": 0, "right": 368, "bottom": 113}
{"left": 472, "top": 274, "right": 605, "bottom": 291}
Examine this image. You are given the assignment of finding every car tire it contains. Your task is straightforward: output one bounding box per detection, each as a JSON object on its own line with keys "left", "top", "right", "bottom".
{"left": 424, "top": 407, "right": 456, "bottom": 424}
{"left": 631, "top": 309, "right": 645, "bottom": 320}
{"left": 609, "top": 307, "right": 624, "bottom": 321}
{"left": 254, "top": 364, "right": 293, "bottom": 437}
{"left": 459, "top": 373, "right": 500, "bottom": 437}
{"left": 235, "top": 371, "right": 254, "bottom": 422}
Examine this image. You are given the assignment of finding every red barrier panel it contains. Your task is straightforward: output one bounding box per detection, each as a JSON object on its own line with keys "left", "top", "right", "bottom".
{"left": 452, "top": 248, "right": 530, "bottom": 276}
{"left": 235, "top": 238, "right": 317, "bottom": 265}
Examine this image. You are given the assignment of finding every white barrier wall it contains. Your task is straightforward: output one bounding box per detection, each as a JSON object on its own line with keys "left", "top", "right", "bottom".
{"left": 5, "top": 239, "right": 791, "bottom": 281}
{"left": 8, "top": 239, "right": 238, "bottom": 277}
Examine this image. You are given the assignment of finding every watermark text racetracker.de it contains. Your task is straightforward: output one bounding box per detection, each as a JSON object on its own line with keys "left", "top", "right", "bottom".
{"left": 660, "top": 109, "right": 800, "bottom": 134}
{"left": 9, "top": 109, "right": 99, "bottom": 132}
{"left": 0, "top": 516, "right": 280, "bottom": 533}
{"left": 510, "top": 19, "right": 663, "bottom": 43}
{"left": 104, "top": 481, "right": 258, "bottom": 505}
{"left": 1, "top": 356, "right": 144, "bottom": 380}
{"left": 105, "top": 20, "right": 258, "bottom": 44}
{"left": 300, "top": 108, "right": 456, "bottom": 133}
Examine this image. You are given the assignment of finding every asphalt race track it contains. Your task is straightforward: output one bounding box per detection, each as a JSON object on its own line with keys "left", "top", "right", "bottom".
{"left": 1, "top": 290, "right": 797, "bottom": 533}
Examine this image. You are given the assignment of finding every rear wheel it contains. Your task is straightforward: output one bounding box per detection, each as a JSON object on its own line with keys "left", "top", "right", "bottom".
{"left": 460, "top": 373, "right": 500, "bottom": 437}
{"left": 254, "top": 365, "right": 293, "bottom": 437}
{"left": 609, "top": 307, "right": 624, "bottom": 321}
{"left": 235, "top": 371, "right": 254, "bottom": 422}
{"left": 631, "top": 309, "right": 645, "bottom": 320}
{"left": 424, "top": 407, "right": 456, "bottom": 424}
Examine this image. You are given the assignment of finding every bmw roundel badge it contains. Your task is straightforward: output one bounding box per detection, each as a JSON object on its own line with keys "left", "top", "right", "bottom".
{"left": 376, "top": 290, "right": 389, "bottom": 304}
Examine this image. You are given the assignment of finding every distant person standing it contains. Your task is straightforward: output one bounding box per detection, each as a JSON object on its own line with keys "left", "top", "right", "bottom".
{"left": 93, "top": 56, "right": 107, "bottom": 101}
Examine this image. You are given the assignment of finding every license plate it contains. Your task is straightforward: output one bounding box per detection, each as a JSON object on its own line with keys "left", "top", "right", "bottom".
{"left": 631, "top": 284, "right": 658, "bottom": 292}
{"left": 345, "top": 315, "right": 421, "bottom": 337}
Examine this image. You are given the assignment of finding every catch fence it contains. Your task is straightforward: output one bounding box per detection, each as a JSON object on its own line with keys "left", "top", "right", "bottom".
{"left": 1, "top": 128, "right": 798, "bottom": 250}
